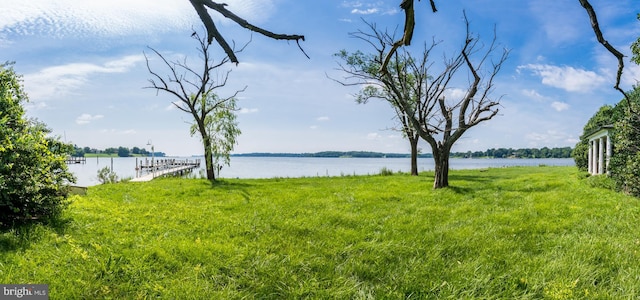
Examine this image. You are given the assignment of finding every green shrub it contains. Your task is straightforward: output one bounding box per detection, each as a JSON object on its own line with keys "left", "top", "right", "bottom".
{"left": 97, "top": 167, "right": 119, "bottom": 184}
{"left": 378, "top": 167, "right": 394, "bottom": 176}
{"left": 584, "top": 174, "right": 617, "bottom": 190}
{"left": 0, "top": 63, "right": 75, "bottom": 228}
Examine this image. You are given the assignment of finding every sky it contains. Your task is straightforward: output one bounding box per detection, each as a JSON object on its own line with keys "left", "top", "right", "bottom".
{"left": 1, "top": 0, "right": 639, "bottom": 156}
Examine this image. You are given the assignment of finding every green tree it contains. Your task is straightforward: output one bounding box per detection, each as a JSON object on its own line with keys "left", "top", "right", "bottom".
{"left": 0, "top": 62, "right": 75, "bottom": 228}
{"left": 146, "top": 31, "right": 243, "bottom": 181}
{"left": 103, "top": 147, "right": 117, "bottom": 155}
{"left": 117, "top": 146, "right": 130, "bottom": 157}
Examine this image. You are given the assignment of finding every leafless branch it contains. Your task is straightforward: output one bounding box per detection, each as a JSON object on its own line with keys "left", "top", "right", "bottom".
{"left": 379, "top": 0, "right": 439, "bottom": 74}
{"left": 189, "top": 0, "right": 307, "bottom": 64}
{"left": 578, "top": 0, "right": 633, "bottom": 114}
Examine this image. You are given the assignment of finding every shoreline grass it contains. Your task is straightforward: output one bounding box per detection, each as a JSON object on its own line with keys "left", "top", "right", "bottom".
{"left": 1, "top": 166, "right": 639, "bottom": 298}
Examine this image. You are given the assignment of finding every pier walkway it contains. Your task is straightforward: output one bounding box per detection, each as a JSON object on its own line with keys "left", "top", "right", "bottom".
{"left": 130, "top": 158, "right": 201, "bottom": 182}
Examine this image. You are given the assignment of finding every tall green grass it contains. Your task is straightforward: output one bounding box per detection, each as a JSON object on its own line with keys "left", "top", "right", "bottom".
{"left": 1, "top": 166, "right": 639, "bottom": 299}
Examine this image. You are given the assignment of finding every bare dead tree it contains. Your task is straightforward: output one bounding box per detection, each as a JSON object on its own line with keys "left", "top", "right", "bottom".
{"left": 335, "top": 15, "right": 508, "bottom": 188}
{"left": 145, "top": 31, "right": 245, "bottom": 181}
{"left": 189, "top": 0, "right": 307, "bottom": 64}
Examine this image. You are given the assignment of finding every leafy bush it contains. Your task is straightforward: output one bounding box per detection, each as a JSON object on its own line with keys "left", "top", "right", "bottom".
{"left": 378, "top": 167, "right": 394, "bottom": 176}
{"left": 610, "top": 106, "right": 640, "bottom": 197}
{"left": 97, "top": 167, "right": 119, "bottom": 184}
{"left": 584, "top": 173, "right": 617, "bottom": 190}
{"left": 1, "top": 63, "right": 75, "bottom": 228}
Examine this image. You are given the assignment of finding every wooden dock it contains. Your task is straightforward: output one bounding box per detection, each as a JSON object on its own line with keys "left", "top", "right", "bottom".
{"left": 65, "top": 156, "right": 86, "bottom": 164}
{"left": 131, "top": 158, "right": 201, "bottom": 182}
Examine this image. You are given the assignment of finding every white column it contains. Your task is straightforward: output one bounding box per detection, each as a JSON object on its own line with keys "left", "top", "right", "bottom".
{"left": 606, "top": 134, "right": 612, "bottom": 175}
{"left": 593, "top": 140, "right": 599, "bottom": 175}
{"left": 587, "top": 141, "right": 593, "bottom": 174}
{"left": 598, "top": 137, "right": 605, "bottom": 175}
{"left": 592, "top": 140, "right": 598, "bottom": 175}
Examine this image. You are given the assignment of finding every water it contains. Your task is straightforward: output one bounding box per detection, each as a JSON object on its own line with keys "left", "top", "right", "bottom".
{"left": 67, "top": 156, "right": 575, "bottom": 187}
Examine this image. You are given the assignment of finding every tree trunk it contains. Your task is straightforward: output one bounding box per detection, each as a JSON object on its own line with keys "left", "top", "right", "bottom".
{"left": 201, "top": 133, "right": 216, "bottom": 181}
{"left": 409, "top": 136, "right": 419, "bottom": 176}
{"left": 433, "top": 147, "right": 450, "bottom": 188}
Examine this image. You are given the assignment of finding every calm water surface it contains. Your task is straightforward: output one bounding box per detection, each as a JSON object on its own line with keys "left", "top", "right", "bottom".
{"left": 68, "top": 156, "right": 575, "bottom": 187}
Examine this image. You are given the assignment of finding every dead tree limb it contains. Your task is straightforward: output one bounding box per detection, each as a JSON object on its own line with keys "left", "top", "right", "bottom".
{"left": 379, "top": 0, "right": 438, "bottom": 73}
{"left": 578, "top": 0, "right": 633, "bottom": 111}
{"left": 188, "top": 0, "right": 307, "bottom": 64}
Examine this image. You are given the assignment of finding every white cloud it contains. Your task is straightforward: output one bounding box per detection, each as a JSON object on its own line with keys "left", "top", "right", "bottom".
{"left": 76, "top": 113, "right": 103, "bottom": 125}
{"left": 343, "top": 1, "right": 396, "bottom": 16}
{"left": 551, "top": 101, "right": 570, "bottom": 112}
{"left": 621, "top": 63, "right": 640, "bottom": 87}
{"left": 24, "top": 55, "right": 144, "bottom": 100}
{"left": 99, "top": 129, "right": 137, "bottom": 135}
{"left": 525, "top": 130, "right": 572, "bottom": 146}
{"left": 25, "top": 101, "right": 48, "bottom": 111}
{"left": 239, "top": 108, "right": 259, "bottom": 114}
{"left": 165, "top": 103, "right": 177, "bottom": 111}
{"left": 0, "top": 0, "right": 274, "bottom": 39}
{"left": 522, "top": 89, "right": 549, "bottom": 102}
{"left": 351, "top": 8, "right": 378, "bottom": 15}
{"left": 446, "top": 88, "right": 467, "bottom": 101}
{"left": 518, "top": 64, "right": 606, "bottom": 92}
{"left": 367, "top": 132, "right": 381, "bottom": 140}
{"left": 316, "top": 116, "right": 330, "bottom": 121}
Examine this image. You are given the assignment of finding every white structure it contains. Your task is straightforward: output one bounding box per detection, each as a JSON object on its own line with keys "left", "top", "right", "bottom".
{"left": 586, "top": 126, "right": 613, "bottom": 175}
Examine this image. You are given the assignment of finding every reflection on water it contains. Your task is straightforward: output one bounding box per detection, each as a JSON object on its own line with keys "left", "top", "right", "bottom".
{"left": 67, "top": 156, "right": 575, "bottom": 187}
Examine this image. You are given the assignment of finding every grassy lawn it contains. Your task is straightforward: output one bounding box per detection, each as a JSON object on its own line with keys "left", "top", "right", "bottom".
{"left": 1, "top": 166, "right": 639, "bottom": 299}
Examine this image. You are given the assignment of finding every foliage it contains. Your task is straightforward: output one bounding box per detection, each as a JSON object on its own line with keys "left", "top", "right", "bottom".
{"left": 454, "top": 147, "right": 573, "bottom": 159}
{"left": 74, "top": 146, "right": 155, "bottom": 157}
{"left": 0, "top": 63, "right": 75, "bottom": 228}
{"left": 378, "top": 166, "right": 394, "bottom": 176}
{"left": 631, "top": 13, "right": 640, "bottom": 65}
{"left": 189, "top": 95, "right": 240, "bottom": 169}
{"left": 610, "top": 99, "right": 640, "bottom": 197}
{"left": 96, "top": 167, "right": 118, "bottom": 184}
{"left": 117, "top": 147, "right": 130, "bottom": 158}
{"left": 2, "top": 167, "right": 640, "bottom": 298}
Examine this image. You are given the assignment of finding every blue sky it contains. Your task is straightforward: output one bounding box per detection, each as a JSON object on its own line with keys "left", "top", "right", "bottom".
{"left": 2, "top": 0, "right": 639, "bottom": 156}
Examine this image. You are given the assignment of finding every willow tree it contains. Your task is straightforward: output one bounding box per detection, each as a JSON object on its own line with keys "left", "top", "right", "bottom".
{"left": 145, "top": 32, "right": 243, "bottom": 181}
{"left": 336, "top": 16, "right": 508, "bottom": 188}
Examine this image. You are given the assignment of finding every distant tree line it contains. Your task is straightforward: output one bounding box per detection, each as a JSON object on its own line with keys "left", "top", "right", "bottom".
{"left": 71, "top": 146, "right": 165, "bottom": 158}
{"left": 452, "top": 147, "right": 573, "bottom": 159}
{"left": 233, "top": 148, "right": 573, "bottom": 159}
{"left": 232, "top": 151, "right": 416, "bottom": 158}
